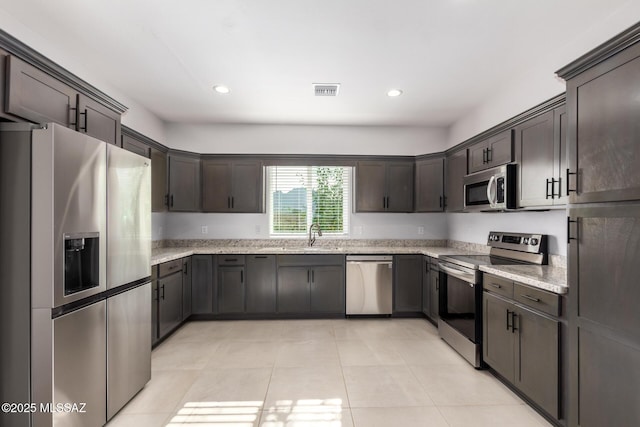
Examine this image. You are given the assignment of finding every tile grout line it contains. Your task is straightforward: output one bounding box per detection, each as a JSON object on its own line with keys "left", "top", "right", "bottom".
{"left": 333, "top": 322, "right": 357, "bottom": 427}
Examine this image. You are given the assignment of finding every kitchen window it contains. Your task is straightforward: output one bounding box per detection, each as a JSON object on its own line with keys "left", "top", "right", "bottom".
{"left": 267, "top": 166, "right": 351, "bottom": 236}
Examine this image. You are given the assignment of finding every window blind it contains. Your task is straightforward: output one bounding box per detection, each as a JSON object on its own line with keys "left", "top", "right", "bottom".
{"left": 267, "top": 166, "right": 351, "bottom": 235}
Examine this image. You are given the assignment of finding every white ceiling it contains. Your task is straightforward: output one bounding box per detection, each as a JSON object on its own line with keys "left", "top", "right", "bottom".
{"left": 0, "top": 0, "right": 632, "bottom": 127}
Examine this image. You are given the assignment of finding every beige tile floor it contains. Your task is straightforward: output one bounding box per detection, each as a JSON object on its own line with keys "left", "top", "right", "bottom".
{"left": 107, "top": 318, "right": 553, "bottom": 427}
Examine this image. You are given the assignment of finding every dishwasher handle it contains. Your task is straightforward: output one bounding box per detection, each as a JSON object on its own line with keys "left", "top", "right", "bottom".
{"left": 346, "top": 255, "right": 393, "bottom": 263}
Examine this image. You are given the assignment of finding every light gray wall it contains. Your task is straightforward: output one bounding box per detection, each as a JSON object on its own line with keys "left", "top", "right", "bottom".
{"left": 447, "top": 210, "right": 567, "bottom": 256}
{"left": 153, "top": 209, "right": 567, "bottom": 255}
{"left": 157, "top": 211, "right": 448, "bottom": 241}
{"left": 165, "top": 123, "right": 448, "bottom": 155}
{"left": 446, "top": 2, "right": 640, "bottom": 148}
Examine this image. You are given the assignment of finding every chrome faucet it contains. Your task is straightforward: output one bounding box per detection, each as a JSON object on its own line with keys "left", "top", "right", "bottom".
{"left": 308, "top": 223, "right": 323, "bottom": 247}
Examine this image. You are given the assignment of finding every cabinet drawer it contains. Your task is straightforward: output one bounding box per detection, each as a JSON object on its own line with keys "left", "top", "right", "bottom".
{"left": 159, "top": 259, "right": 183, "bottom": 277}
{"left": 217, "top": 255, "right": 246, "bottom": 266}
{"left": 514, "top": 283, "right": 560, "bottom": 316}
{"left": 483, "top": 274, "right": 514, "bottom": 299}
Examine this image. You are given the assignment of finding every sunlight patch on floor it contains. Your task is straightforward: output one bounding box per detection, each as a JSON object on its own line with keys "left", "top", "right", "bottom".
{"left": 165, "top": 398, "right": 344, "bottom": 427}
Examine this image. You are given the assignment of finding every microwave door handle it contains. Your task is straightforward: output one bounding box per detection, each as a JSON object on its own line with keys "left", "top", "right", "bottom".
{"left": 487, "top": 175, "right": 497, "bottom": 207}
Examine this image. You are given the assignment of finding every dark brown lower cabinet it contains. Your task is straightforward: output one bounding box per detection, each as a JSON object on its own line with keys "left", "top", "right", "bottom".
{"left": 182, "top": 257, "right": 192, "bottom": 320}
{"left": 310, "top": 266, "right": 345, "bottom": 313}
{"left": 245, "top": 255, "right": 276, "bottom": 313}
{"left": 218, "top": 266, "right": 245, "bottom": 313}
{"left": 394, "top": 255, "right": 423, "bottom": 313}
{"left": 277, "top": 267, "right": 311, "bottom": 313}
{"left": 483, "top": 290, "right": 559, "bottom": 419}
{"left": 276, "top": 255, "right": 345, "bottom": 315}
{"left": 158, "top": 271, "right": 183, "bottom": 338}
{"left": 568, "top": 204, "right": 640, "bottom": 427}
{"left": 191, "top": 255, "right": 214, "bottom": 315}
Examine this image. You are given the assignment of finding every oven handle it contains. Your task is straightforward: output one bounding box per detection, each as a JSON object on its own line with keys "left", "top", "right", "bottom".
{"left": 438, "top": 262, "right": 476, "bottom": 284}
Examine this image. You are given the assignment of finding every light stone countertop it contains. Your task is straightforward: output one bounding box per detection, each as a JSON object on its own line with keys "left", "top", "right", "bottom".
{"left": 151, "top": 245, "right": 481, "bottom": 265}
{"left": 151, "top": 241, "right": 567, "bottom": 295}
{"left": 479, "top": 264, "right": 567, "bottom": 294}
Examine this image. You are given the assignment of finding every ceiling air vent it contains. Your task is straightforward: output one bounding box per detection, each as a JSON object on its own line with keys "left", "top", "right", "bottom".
{"left": 313, "top": 83, "right": 340, "bottom": 96}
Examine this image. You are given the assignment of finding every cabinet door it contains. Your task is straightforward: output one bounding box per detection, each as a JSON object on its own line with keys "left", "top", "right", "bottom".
{"left": 553, "top": 106, "right": 568, "bottom": 205}
{"left": 158, "top": 272, "right": 183, "bottom": 338}
{"left": 232, "top": 161, "right": 263, "bottom": 212}
{"left": 468, "top": 130, "right": 513, "bottom": 174}
{"left": 246, "top": 255, "right": 276, "bottom": 313}
{"left": 393, "top": 255, "right": 423, "bottom": 312}
{"left": 468, "top": 141, "right": 489, "bottom": 174}
{"left": 515, "top": 110, "right": 555, "bottom": 207}
{"left": 422, "top": 258, "right": 430, "bottom": 316}
{"left": 445, "top": 150, "right": 467, "bottom": 212}
{"left": 568, "top": 205, "right": 640, "bottom": 426}
{"left": 567, "top": 42, "right": 640, "bottom": 204}
{"left": 202, "top": 161, "right": 232, "bottom": 212}
{"left": 386, "top": 162, "right": 414, "bottom": 212}
{"left": 515, "top": 306, "right": 559, "bottom": 419}
{"left": 277, "top": 267, "right": 310, "bottom": 313}
{"left": 483, "top": 292, "right": 515, "bottom": 382}
{"left": 77, "top": 94, "right": 121, "bottom": 145}
{"left": 310, "top": 266, "right": 345, "bottom": 313}
{"left": 168, "top": 154, "right": 201, "bottom": 211}
{"left": 151, "top": 279, "right": 159, "bottom": 345}
{"left": 218, "top": 266, "right": 245, "bottom": 313}
{"left": 151, "top": 148, "right": 168, "bottom": 212}
{"left": 486, "top": 129, "right": 513, "bottom": 167}
{"left": 121, "top": 134, "right": 151, "bottom": 158}
{"left": 182, "top": 258, "right": 192, "bottom": 320}
{"left": 5, "top": 55, "right": 76, "bottom": 127}
{"left": 429, "top": 269, "right": 440, "bottom": 321}
{"left": 191, "top": 255, "right": 214, "bottom": 314}
{"left": 415, "top": 158, "right": 444, "bottom": 212}
{"left": 355, "top": 161, "right": 386, "bottom": 212}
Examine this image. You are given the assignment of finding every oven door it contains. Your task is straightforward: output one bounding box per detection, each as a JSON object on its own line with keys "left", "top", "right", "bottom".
{"left": 438, "top": 262, "right": 482, "bottom": 344}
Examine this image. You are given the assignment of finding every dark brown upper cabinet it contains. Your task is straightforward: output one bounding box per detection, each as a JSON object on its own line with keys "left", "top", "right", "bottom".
{"left": 355, "top": 160, "right": 414, "bottom": 212}
{"left": 201, "top": 159, "right": 264, "bottom": 213}
{"left": 76, "top": 94, "right": 120, "bottom": 145}
{"left": 514, "top": 106, "right": 567, "bottom": 208}
{"left": 415, "top": 157, "right": 444, "bottom": 212}
{"left": 5, "top": 55, "right": 77, "bottom": 128}
{"left": 563, "top": 41, "right": 640, "bottom": 204}
{"left": 121, "top": 127, "right": 167, "bottom": 212}
{"left": 168, "top": 153, "right": 201, "bottom": 212}
{"left": 121, "top": 133, "right": 151, "bottom": 158}
{"left": 468, "top": 129, "right": 514, "bottom": 174}
{"left": 445, "top": 149, "right": 467, "bottom": 212}
{"left": 151, "top": 148, "right": 168, "bottom": 212}
{"left": 5, "top": 56, "right": 121, "bottom": 145}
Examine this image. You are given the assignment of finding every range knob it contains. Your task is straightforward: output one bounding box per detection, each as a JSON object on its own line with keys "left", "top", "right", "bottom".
{"left": 523, "top": 237, "right": 530, "bottom": 244}
{"left": 530, "top": 238, "right": 539, "bottom": 245}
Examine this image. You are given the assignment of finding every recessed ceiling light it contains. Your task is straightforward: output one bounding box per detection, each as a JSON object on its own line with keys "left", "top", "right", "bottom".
{"left": 387, "top": 89, "right": 403, "bottom": 97}
{"left": 213, "top": 85, "right": 230, "bottom": 94}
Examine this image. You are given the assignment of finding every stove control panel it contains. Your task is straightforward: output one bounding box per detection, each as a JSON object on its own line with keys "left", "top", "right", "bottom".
{"left": 487, "top": 232, "right": 546, "bottom": 254}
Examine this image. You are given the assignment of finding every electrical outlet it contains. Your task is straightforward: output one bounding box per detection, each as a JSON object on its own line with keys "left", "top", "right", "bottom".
{"left": 418, "top": 226, "right": 425, "bottom": 235}
{"left": 201, "top": 225, "right": 208, "bottom": 234}
{"left": 255, "top": 225, "right": 261, "bottom": 234}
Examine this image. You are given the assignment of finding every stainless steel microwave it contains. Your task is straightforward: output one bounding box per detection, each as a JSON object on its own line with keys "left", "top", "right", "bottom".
{"left": 463, "top": 164, "right": 517, "bottom": 212}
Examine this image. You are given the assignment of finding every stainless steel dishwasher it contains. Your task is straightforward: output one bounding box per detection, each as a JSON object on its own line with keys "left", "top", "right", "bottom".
{"left": 346, "top": 255, "right": 393, "bottom": 315}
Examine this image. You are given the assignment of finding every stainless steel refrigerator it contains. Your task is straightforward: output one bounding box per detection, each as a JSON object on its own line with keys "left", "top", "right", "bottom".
{"left": 0, "top": 122, "right": 151, "bottom": 427}
{"left": 105, "top": 143, "right": 152, "bottom": 420}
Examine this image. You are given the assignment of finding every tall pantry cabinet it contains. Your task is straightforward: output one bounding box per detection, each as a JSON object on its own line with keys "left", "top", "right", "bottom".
{"left": 557, "top": 22, "right": 640, "bottom": 427}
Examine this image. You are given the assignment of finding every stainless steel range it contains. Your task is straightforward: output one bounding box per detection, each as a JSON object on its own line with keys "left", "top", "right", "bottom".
{"left": 437, "top": 232, "right": 547, "bottom": 368}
